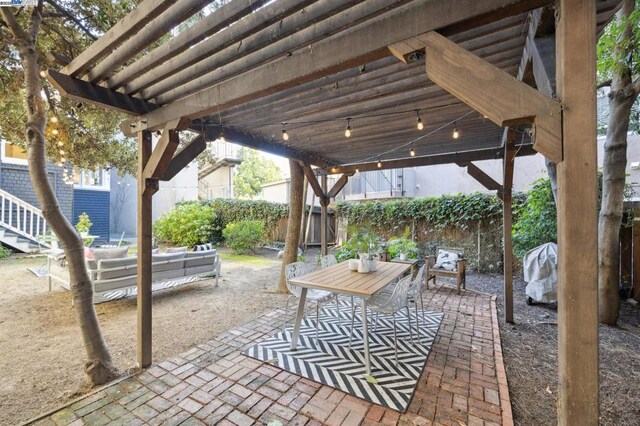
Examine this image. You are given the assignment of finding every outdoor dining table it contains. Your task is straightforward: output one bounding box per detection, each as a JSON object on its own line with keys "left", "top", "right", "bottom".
{"left": 288, "top": 261, "right": 411, "bottom": 376}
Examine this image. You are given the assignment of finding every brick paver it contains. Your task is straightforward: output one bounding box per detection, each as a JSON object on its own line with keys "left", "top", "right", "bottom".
{"left": 28, "top": 283, "right": 512, "bottom": 425}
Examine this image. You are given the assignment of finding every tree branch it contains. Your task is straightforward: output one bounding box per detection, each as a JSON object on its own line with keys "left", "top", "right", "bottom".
{"left": 44, "top": 0, "right": 97, "bottom": 41}
{"left": 597, "top": 79, "right": 612, "bottom": 90}
{"left": 633, "top": 77, "right": 640, "bottom": 96}
{"left": 0, "top": 8, "right": 29, "bottom": 41}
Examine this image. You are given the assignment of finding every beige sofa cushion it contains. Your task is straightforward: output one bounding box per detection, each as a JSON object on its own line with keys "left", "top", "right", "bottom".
{"left": 97, "top": 257, "right": 138, "bottom": 281}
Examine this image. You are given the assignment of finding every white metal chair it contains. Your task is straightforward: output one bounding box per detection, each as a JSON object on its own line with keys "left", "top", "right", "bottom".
{"left": 365, "top": 275, "right": 414, "bottom": 365}
{"left": 407, "top": 265, "right": 426, "bottom": 342}
{"left": 283, "top": 261, "right": 339, "bottom": 342}
{"left": 319, "top": 254, "right": 337, "bottom": 268}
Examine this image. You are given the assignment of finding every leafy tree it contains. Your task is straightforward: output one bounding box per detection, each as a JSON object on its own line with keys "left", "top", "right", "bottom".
{"left": 233, "top": 148, "right": 283, "bottom": 199}
{"left": 0, "top": 1, "right": 138, "bottom": 385}
{"left": 512, "top": 178, "right": 557, "bottom": 259}
{"left": 596, "top": 0, "right": 640, "bottom": 325}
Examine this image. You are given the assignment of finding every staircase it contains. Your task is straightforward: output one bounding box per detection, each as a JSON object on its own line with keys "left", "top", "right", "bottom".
{"left": 0, "top": 189, "right": 50, "bottom": 253}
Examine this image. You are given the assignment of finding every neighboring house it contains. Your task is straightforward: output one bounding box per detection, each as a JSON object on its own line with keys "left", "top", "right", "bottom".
{"left": 1, "top": 139, "right": 74, "bottom": 252}
{"left": 0, "top": 133, "right": 200, "bottom": 252}
{"left": 198, "top": 140, "right": 243, "bottom": 200}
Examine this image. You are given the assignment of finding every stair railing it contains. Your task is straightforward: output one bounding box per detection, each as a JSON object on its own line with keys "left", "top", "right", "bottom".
{"left": 0, "top": 188, "right": 50, "bottom": 247}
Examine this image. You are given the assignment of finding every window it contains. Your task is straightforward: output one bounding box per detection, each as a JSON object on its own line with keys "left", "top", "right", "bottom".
{"left": 74, "top": 168, "right": 110, "bottom": 191}
{"left": 1, "top": 140, "right": 28, "bottom": 165}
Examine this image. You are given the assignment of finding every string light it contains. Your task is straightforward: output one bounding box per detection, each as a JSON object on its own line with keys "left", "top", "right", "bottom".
{"left": 56, "top": 162, "right": 62, "bottom": 167}
{"left": 377, "top": 156, "right": 382, "bottom": 168}
{"left": 416, "top": 110, "right": 423, "bottom": 130}
{"left": 219, "top": 128, "right": 225, "bottom": 143}
{"left": 281, "top": 123, "right": 289, "bottom": 141}
{"left": 52, "top": 129, "right": 59, "bottom": 136}
{"left": 344, "top": 118, "right": 352, "bottom": 138}
{"left": 57, "top": 140, "right": 63, "bottom": 147}
{"left": 355, "top": 167, "right": 359, "bottom": 174}
{"left": 409, "top": 143, "right": 416, "bottom": 157}
{"left": 452, "top": 122, "right": 459, "bottom": 139}
{"left": 40, "top": 70, "right": 47, "bottom": 78}
{"left": 60, "top": 157, "right": 66, "bottom": 163}
{"left": 50, "top": 116, "right": 58, "bottom": 124}
{"left": 59, "top": 149, "right": 65, "bottom": 155}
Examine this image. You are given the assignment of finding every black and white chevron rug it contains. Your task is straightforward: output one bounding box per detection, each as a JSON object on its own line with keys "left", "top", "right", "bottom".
{"left": 244, "top": 300, "right": 443, "bottom": 412}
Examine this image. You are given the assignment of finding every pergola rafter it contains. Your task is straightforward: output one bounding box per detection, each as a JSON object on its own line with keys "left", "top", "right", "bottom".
{"left": 48, "top": 0, "right": 622, "bottom": 423}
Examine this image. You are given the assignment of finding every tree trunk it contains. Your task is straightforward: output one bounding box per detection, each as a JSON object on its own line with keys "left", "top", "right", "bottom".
{"left": 545, "top": 158, "right": 558, "bottom": 204}
{"left": 1, "top": 7, "right": 118, "bottom": 384}
{"left": 598, "top": 0, "right": 638, "bottom": 325}
{"left": 277, "top": 160, "right": 305, "bottom": 293}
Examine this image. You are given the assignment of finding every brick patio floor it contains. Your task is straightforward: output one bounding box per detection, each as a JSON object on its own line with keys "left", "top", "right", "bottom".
{"left": 29, "top": 284, "right": 512, "bottom": 426}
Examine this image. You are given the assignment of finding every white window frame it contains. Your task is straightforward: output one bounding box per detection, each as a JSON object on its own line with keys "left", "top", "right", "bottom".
{"left": 74, "top": 168, "right": 111, "bottom": 191}
{"left": 0, "top": 139, "right": 29, "bottom": 166}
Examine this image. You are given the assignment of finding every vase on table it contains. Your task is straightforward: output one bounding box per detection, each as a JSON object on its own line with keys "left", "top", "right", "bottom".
{"left": 358, "top": 253, "right": 370, "bottom": 273}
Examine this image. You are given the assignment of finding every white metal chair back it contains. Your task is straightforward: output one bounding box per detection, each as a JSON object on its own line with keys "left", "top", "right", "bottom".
{"left": 374, "top": 275, "right": 413, "bottom": 312}
{"left": 412, "top": 265, "right": 426, "bottom": 293}
{"left": 284, "top": 261, "right": 309, "bottom": 298}
{"left": 319, "top": 254, "right": 337, "bottom": 268}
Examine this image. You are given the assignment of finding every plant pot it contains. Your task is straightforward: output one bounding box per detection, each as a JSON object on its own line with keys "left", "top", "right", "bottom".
{"left": 348, "top": 259, "right": 359, "bottom": 271}
{"left": 399, "top": 253, "right": 408, "bottom": 261}
{"left": 358, "top": 254, "right": 370, "bottom": 273}
{"left": 369, "top": 259, "right": 378, "bottom": 272}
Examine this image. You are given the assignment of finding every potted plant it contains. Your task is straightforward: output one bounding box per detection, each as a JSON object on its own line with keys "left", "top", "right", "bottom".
{"left": 387, "top": 236, "right": 419, "bottom": 261}
{"left": 75, "top": 212, "right": 93, "bottom": 238}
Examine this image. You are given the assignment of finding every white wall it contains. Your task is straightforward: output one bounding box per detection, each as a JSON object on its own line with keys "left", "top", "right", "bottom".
{"left": 412, "top": 153, "right": 549, "bottom": 197}
{"left": 110, "top": 134, "right": 199, "bottom": 237}
{"left": 199, "top": 165, "right": 235, "bottom": 199}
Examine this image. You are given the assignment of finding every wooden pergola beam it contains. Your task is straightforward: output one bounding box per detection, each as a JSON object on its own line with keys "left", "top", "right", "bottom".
{"left": 62, "top": 0, "right": 176, "bottom": 77}
{"left": 456, "top": 162, "right": 502, "bottom": 191}
{"left": 417, "top": 31, "right": 562, "bottom": 163}
{"left": 201, "top": 126, "right": 331, "bottom": 168}
{"left": 47, "top": 70, "right": 159, "bottom": 116}
{"left": 327, "top": 174, "right": 352, "bottom": 199}
{"left": 128, "top": 0, "right": 551, "bottom": 131}
{"left": 127, "top": 0, "right": 331, "bottom": 97}
{"left": 107, "top": 0, "right": 269, "bottom": 89}
{"left": 143, "top": 118, "right": 191, "bottom": 186}
{"left": 319, "top": 144, "right": 537, "bottom": 175}
{"left": 301, "top": 163, "right": 326, "bottom": 201}
{"left": 161, "top": 135, "right": 207, "bottom": 182}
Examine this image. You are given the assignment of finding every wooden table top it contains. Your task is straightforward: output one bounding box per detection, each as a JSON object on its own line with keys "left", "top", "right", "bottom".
{"left": 289, "top": 261, "right": 411, "bottom": 297}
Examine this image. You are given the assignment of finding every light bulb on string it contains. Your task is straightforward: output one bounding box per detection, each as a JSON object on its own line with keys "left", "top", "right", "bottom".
{"left": 57, "top": 141, "right": 64, "bottom": 147}
{"left": 410, "top": 143, "right": 416, "bottom": 157}
{"left": 52, "top": 129, "right": 59, "bottom": 136}
{"left": 416, "top": 110, "right": 423, "bottom": 131}
{"left": 40, "top": 70, "right": 47, "bottom": 78}
{"left": 50, "top": 116, "right": 58, "bottom": 124}
{"left": 56, "top": 162, "right": 62, "bottom": 167}
{"left": 377, "top": 156, "right": 382, "bottom": 168}
{"left": 219, "top": 127, "right": 225, "bottom": 143}
{"left": 281, "top": 123, "right": 289, "bottom": 141}
{"left": 452, "top": 122, "right": 459, "bottom": 139}
{"left": 345, "top": 118, "right": 352, "bottom": 138}
{"left": 59, "top": 149, "right": 65, "bottom": 155}
{"left": 355, "top": 166, "right": 359, "bottom": 174}
{"left": 60, "top": 157, "right": 66, "bottom": 163}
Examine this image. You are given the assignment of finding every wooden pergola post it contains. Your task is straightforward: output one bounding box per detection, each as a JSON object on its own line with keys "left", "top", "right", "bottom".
{"left": 137, "top": 129, "right": 153, "bottom": 368}
{"left": 502, "top": 131, "right": 516, "bottom": 324}
{"left": 556, "top": 0, "right": 598, "bottom": 424}
{"left": 320, "top": 175, "right": 329, "bottom": 256}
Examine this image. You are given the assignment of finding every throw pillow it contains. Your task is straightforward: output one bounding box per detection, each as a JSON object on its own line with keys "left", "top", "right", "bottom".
{"left": 91, "top": 247, "right": 129, "bottom": 262}
{"left": 434, "top": 250, "right": 461, "bottom": 271}
{"left": 166, "top": 246, "right": 188, "bottom": 253}
{"left": 193, "top": 242, "right": 214, "bottom": 252}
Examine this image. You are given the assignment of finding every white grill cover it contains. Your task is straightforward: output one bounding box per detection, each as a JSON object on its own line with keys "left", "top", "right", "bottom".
{"left": 523, "top": 242, "right": 558, "bottom": 303}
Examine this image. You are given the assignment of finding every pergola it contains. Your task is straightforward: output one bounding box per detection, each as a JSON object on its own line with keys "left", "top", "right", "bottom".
{"left": 48, "top": 0, "right": 620, "bottom": 423}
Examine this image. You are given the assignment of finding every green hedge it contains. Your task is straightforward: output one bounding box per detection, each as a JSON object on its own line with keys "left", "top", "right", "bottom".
{"left": 155, "top": 199, "right": 289, "bottom": 246}
{"left": 336, "top": 192, "right": 525, "bottom": 231}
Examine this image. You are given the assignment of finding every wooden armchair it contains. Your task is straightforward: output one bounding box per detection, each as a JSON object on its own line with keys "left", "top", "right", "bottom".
{"left": 426, "top": 247, "right": 467, "bottom": 294}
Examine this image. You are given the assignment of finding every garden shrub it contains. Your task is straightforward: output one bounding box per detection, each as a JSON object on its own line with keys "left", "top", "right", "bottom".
{"left": 154, "top": 202, "right": 221, "bottom": 247}
{"left": 512, "top": 178, "right": 557, "bottom": 260}
{"left": 335, "top": 229, "right": 380, "bottom": 262}
{"left": 387, "top": 237, "right": 419, "bottom": 259}
{"left": 0, "top": 245, "right": 11, "bottom": 260}
{"left": 222, "top": 220, "right": 264, "bottom": 254}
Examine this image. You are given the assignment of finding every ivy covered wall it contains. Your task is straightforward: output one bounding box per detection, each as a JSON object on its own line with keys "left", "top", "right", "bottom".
{"left": 335, "top": 193, "right": 528, "bottom": 273}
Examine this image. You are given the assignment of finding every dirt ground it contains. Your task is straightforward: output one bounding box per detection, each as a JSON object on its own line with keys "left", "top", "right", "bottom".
{"left": 0, "top": 251, "right": 639, "bottom": 425}
{"left": 467, "top": 273, "right": 640, "bottom": 425}
{"left": 0, "top": 248, "right": 289, "bottom": 425}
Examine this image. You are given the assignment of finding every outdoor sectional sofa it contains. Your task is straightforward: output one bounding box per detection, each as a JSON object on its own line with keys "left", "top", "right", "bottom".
{"left": 48, "top": 248, "right": 221, "bottom": 303}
